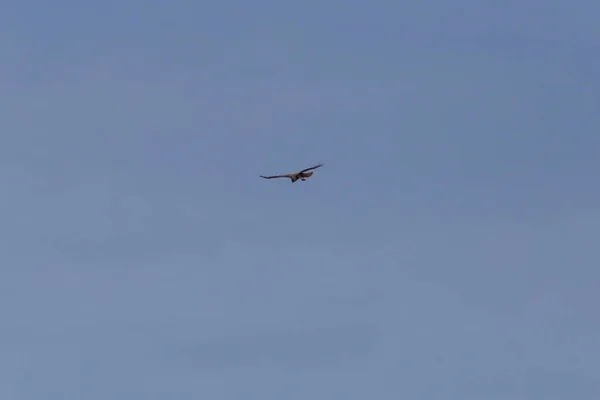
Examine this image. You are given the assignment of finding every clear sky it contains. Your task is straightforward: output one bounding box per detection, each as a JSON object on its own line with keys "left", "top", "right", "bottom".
{"left": 1, "top": 1, "right": 599, "bottom": 398}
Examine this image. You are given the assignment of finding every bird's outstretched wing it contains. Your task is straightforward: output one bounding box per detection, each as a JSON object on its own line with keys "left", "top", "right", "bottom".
{"left": 260, "top": 174, "right": 292, "bottom": 179}
{"left": 299, "top": 163, "right": 323, "bottom": 173}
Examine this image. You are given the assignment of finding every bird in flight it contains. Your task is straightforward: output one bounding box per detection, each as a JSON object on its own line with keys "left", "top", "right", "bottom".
{"left": 260, "top": 163, "right": 324, "bottom": 183}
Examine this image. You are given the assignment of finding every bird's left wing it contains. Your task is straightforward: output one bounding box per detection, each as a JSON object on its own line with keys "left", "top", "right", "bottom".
{"left": 299, "top": 163, "right": 323, "bottom": 173}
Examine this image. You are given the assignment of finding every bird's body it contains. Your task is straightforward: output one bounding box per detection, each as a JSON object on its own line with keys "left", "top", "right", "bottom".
{"left": 260, "top": 163, "right": 323, "bottom": 183}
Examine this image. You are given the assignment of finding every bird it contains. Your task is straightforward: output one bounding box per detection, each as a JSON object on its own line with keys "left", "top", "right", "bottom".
{"left": 260, "top": 163, "right": 324, "bottom": 183}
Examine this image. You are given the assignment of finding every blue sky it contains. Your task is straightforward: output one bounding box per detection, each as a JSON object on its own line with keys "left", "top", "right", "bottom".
{"left": 1, "top": 1, "right": 599, "bottom": 398}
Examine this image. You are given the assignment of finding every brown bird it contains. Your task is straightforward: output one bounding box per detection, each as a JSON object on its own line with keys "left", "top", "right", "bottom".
{"left": 260, "top": 163, "right": 324, "bottom": 183}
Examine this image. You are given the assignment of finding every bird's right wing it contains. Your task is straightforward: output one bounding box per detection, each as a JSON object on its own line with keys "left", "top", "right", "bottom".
{"left": 260, "top": 174, "right": 291, "bottom": 179}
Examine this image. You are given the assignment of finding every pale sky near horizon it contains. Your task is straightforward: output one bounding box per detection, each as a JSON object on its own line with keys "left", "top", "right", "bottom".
{"left": 1, "top": 1, "right": 600, "bottom": 399}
